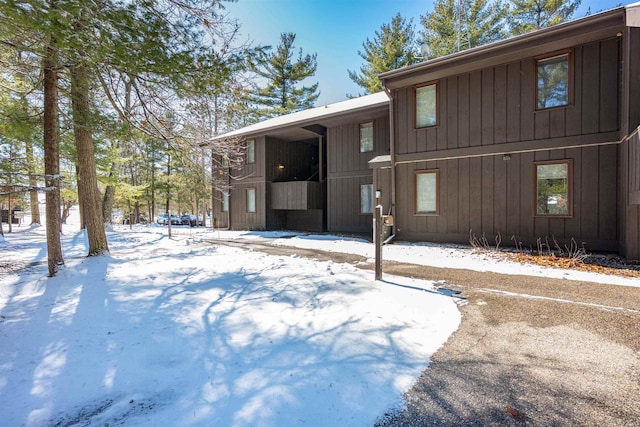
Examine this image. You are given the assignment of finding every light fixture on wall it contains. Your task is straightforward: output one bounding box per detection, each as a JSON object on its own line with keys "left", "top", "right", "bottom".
{"left": 503, "top": 154, "right": 511, "bottom": 161}
{"left": 277, "top": 164, "right": 285, "bottom": 170}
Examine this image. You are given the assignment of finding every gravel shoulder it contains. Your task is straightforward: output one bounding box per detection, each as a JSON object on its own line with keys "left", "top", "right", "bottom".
{"left": 209, "top": 238, "right": 640, "bottom": 426}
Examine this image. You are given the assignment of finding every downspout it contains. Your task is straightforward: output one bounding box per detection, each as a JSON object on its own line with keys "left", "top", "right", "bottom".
{"left": 382, "top": 85, "right": 397, "bottom": 234}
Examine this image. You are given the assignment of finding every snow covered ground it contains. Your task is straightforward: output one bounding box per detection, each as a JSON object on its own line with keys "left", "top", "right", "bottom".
{"left": 0, "top": 215, "right": 461, "bottom": 426}
{"left": 183, "top": 229, "right": 639, "bottom": 287}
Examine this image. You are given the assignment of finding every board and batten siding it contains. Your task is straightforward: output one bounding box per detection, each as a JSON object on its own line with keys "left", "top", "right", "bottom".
{"left": 394, "top": 37, "right": 621, "bottom": 157}
{"left": 621, "top": 130, "right": 640, "bottom": 260}
{"left": 226, "top": 135, "right": 267, "bottom": 230}
{"left": 227, "top": 180, "right": 267, "bottom": 230}
{"left": 394, "top": 145, "right": 620, "bottom": 252}
{"left": 326, "top": 114, "right": 389, "bottom": 234}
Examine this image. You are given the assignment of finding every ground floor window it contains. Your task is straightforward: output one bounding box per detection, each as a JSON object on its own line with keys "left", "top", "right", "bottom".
{"left": 246, "top": 188, "right": 256, "bottom": 213}
{"left": 222, "top": 192, "right": 229, "bottom": 212}
{"left": 360, "top": 184, "right": 374, "bottom": 214}
{"left": 535, "top": 160, "right": 572, "bottom": 216}
{"left": 415, "top": 170, "right": 439, "bottom": 215}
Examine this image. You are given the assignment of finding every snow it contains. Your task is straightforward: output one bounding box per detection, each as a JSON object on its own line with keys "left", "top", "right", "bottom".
{"left": 268, "top": 234, "right": 640, "bottom": 288}
{"left": 0, "top": 214, "right": 461, "bottom": 426}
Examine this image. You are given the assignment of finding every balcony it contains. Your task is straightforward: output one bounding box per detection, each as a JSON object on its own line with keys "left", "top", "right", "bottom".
{"left": 271, "top": 181, "right": 322, "bottom": 210}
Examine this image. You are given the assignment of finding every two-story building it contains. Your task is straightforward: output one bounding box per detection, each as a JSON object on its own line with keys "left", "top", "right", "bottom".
{"left": 207, "top": 92, "right": 389, "bottom": 234}
{"left": 205, "top": 4, "right": 640, "bottom": 261}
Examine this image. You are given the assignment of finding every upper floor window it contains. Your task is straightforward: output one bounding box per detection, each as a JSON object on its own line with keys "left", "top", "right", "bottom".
{"left": 360, "top": 122, "right": 374, "bottom": 153}
{"left": 536, "top": 51, "right": 571, "bottom": 110}
{"left": 415, "top": 83, "right": 438, "bottom": 128}
{"left": 246, "top": 139, "right": 255, "bottom": 164}
{"left": 535, "top": 160, "right": 572, "bottom": 216}
{"left": 415, "top": 170, "right": 439, "bottom": 215}
{"left": 360, "top": 184, "right": 374, "bottom": 214}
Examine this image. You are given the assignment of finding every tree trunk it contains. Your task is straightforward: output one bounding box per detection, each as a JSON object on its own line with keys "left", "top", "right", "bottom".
{"left": 43, "top": 34, "right": 64, "bottom": 276}
{"left": 26, "top": 137, "right": 41, "bottom": 224}
{"left": 70, "top": 61, "right": 109, "bottom": 256}
{"left": 102, "top": 184, "right": 115, "bottom": 224}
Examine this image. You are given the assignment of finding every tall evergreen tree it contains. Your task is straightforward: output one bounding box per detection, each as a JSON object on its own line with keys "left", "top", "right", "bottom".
{"left": 252, "top": 32, "right": 319, "bottom": 118}
{"left": 420, "top": 0, "right": 508, "bottom": 58}
{"left": 348, "top": 13, "right": 420, "bottom": 95}
{"left": 509, "top": 0, "right": 581, "bottom": 35}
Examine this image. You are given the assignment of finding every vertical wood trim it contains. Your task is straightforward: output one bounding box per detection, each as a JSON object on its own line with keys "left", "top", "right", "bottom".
{"left": 520, "top": 59, "right": 535, "bottom": 141}
{"left": 458, "top": 74, "right": 470, "bottom": 148}
{"left": 469, "top": 70, "right": 482, "bottom": 147}
{"left": 481, "top": 68, "right": 494, "bottom": 145}
{"left": 448, "top": 159, "right": 459, "bottom": 233}
{"left": 494, "top": 65, "right": 507, "bottom": 144}
{"left": 458, "top": 157, "right": 470, "bottom": 233}
{"left": 599, "top": 37, "right": 620, "bottom": 133}
{"left": 481, "top": 156, "right": 494, "bottom": 233}
{"left": 598, "top": 144, "right": 618, "bottom": 240}
{"left": 447, "top": 77, "right": 458, "bottom": 149}
{"left": 582, "top": 42, "right": 601, "bottom": 134}
{"left": 506, "top": 153, "right": 521, "bottom": 236}
{"left": 581, "top": 147, "right": 599, "bottom": 239}
{"left": 494, "top": 154, "right": 507, "bottom": 235}
{"left": 469, "top": 157, "right": 482, "bottom": 233}
{"left": 566, "top": 46, "right": 583, "bottom": 136}
{"left": 437, "top": 79, "right": 448, "bottom": 150}
{"left": 506, "top": 62, "right": 521, "bottom": 142}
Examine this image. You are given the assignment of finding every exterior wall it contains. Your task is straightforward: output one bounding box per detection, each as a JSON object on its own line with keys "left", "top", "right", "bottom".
{"left": 227, "top": 136, "right": 267, "bottom": 230}
{"left": 621, "top": 131, "right": 640, "bottom": 260}
{"left": 390, "top": 35, "right": 628, "bottom": 254}
{"left": 327, "top": 114, "right": 390, "bottom": 234}
{"left": 394, "top": 145, "right": 620, "bottom": 252}
{"left": 393, "top": 37, "right": 621, "bottom": 160}
{"left": 229, "top": 181, "right": 267, "bottom": 230}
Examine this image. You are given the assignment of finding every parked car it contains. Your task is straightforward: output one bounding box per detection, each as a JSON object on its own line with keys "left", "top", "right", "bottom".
{"left": 181, "top": 214, "right": 203, "bottom": 227}
{"left": 156, "top": 213, "right": 180, "bottom": 225}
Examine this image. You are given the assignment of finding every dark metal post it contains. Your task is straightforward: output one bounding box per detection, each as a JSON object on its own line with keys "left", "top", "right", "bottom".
{"left": 374, "top": 204, "right": 383, "bottom": 280}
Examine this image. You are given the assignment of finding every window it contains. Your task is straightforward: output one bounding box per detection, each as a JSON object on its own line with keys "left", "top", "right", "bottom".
{"left": 246, "top": 188, "right": 256, "bottom": 213}
{"left": 415, "top": 83, "right": 438, "bottom": 128}
{"left": 360, "top": 184, "right": 374, "bottom": 214}
{"left": 415, "top": 170, "right": 439, "bottom": 215}
{"left": 536, "top": 52, "right": 571, "bottom": 110}
{"left": 359, "top": 122, "right": 374, "bottom": 153}
{"left": 535, "top": 161, "right": 572, "bottom": 216}
{"left": 222, "top": 192, "right": 229, "bottom": 212}
{"left": 246, "top": 139, "right": 255, "bottom": 164}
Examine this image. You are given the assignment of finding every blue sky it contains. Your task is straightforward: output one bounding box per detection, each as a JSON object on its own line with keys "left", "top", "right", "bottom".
{"left": 225, "top": 0, "right": 625, "bottom": 105}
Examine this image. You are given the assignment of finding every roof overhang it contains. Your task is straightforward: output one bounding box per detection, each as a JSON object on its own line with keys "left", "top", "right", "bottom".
{"left": 380, "top": 7, "right": 627, "bottom": 90}
{"left": 202, "top": 92, "right": 390, "bottom": 147}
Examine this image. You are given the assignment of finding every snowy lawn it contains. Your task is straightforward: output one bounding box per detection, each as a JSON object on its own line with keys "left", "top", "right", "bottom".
{"left": 264, "top": 233, "right": 640, "bottom": 287}
{"left": 0, "top": 223, "right": 460, "bottom": 426}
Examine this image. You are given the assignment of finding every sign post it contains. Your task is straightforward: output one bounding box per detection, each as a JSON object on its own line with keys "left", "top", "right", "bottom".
{"left": 374, "top": 204, "right": 383, "bottom": 280}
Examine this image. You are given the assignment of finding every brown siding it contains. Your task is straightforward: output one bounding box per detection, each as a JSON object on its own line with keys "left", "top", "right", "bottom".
{"left": 229, "top": 181, "right": 267, "bottom": 230}
{"left": 394, "top": 146, "right": 619, "bottom": 252}
{"left": 630, "top": 28, "right": 640, "bottom": 130}
{"left": 326, "top": 113, "right": 389, "bottom": 234}
{"left": 327, "top": 176, "right": 373, "bottom": 233}
{"left": 393, "top": 38, "right": 621, "bottom": 156}
{"left": 621, "top": 132, "right": 640, "bottom": 260}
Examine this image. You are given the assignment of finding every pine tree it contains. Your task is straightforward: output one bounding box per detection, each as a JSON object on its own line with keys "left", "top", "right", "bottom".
{"left": 420, "top": 0, "right": 508, "bottom": 58}
{"left": 348, "top": 13, "right": 420, "bottom": 95}
{"left": 252, "top": 32, "right": 319, "bottom": 118}
{"left": 509, "top": 0, "right": 581, "bottom": 35}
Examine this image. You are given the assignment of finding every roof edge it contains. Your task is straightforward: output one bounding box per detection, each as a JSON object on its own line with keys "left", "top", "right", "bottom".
{"left": 379, "top": 6, "right": 625, "bottom": 83}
